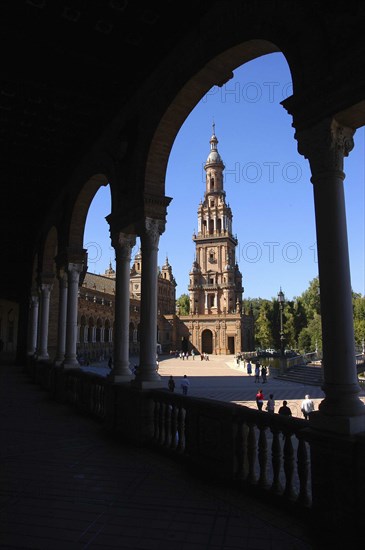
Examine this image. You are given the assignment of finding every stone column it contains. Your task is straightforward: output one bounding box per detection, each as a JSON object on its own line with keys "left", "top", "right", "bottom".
{"left": 296, "top": 118, "right": 365, "bottom": 434}
{"left": 109, "top": 232, "right": 136, "bottom": 382}
{"left": 37, "top": 282, "right": 53, "bottom": 360}
{"left": 27, "top": 294, "right": 39, "bottom": 355}
{"left": 134, "top": 217, "right": 165, "bottom": 387}
{"left": 63, "top": 263, "right": 83, "bottom": 369}
{"left": 54, "top": 268, "right": 68, "bottom": 365}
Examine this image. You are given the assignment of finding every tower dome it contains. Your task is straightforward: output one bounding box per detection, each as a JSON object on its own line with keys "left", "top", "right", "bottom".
{"left": 204, "top": 122, "right": 224, "bottom": 168}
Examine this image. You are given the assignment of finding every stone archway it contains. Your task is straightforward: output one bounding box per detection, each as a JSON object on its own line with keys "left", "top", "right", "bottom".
{"left": 202, "top": 329, "right": 213, "bottom": 354}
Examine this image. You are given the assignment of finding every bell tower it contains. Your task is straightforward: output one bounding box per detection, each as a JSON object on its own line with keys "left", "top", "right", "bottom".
{"left": 188, "top": 124, "right": 243, "bottom": 315}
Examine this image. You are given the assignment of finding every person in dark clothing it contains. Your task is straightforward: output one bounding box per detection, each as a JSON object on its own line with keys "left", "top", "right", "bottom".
{"left": 168, "top": 375, "right": 175, "bottom": 392}
{"left": 261, "top": 365, "right": 267, "bottom": 383}
{"left": 278, "top": 400, "right": 292, "bottom": 416}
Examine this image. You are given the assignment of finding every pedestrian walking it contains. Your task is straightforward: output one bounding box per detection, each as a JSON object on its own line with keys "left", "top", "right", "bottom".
{"left": 181, "top": 374, "right": 190, "bottom": 395}
{"left": 266, "top": 393, "right": 275, "bottom": 413}
{"left": 261, "top": 364, "right": 267, "bottom": 383}
{"left": 278, "top": 400, "right": 292, "bottom": 416}
{"left": 108, "top": 356, "right": 113, "bottom": 369}
{"left": 247, "top": 361, "right": 252, "bottom": 376}
{"left": 191, "top": 350, "right": 195, "bottom": 360}
{"left": 301, "top": 394, "right": 315, "bottom": 419}
{"left": 168, "top": 375, "right": 175, "bottom": 392}
{"left": 254, "top": 362, "right": 260, "bottom": 383}
{"left": 256, "top": 388, "right": 264, "bottom": 411}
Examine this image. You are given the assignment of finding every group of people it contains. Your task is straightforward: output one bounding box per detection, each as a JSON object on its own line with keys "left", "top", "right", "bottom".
{"left": 168, "top": 374, "right": 190, "bottom": 395}
{"left": 175, "top": 350, "right": 198, "bottom": 360}
{"left": 246, "top": 360, "right": 267, "bottom": 383}
{"left": 255, "top": 390, "right": 315, "bottom": 418}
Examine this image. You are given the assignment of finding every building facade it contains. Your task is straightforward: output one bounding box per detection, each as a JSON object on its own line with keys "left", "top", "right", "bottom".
{"left": 76, "top": 255, "right": 178, "bottom": 363}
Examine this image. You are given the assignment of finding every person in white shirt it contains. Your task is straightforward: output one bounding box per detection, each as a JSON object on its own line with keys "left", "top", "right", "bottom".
{"left": 301, "top": 394, "right": 315, "bottom": 419}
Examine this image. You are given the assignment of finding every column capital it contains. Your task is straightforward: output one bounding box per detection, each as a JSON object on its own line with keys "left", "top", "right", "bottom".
{"left": 141, "top": 217, "right": 165, "bottom": 251}
{"left": 67, "top": 262, "right": 84, "bottom": 285}
{"left": 29, "top": 294, "right": 39, "bottom": 307}
{"left": 111, "top": 232, "right": 136, "bottom": 261}
{"left": 37, "top": 272, "right": 55, "bottom": 287}
{"left": 56, "top": 266, "right": 68, "bottom": 283}
{"left": 295, "top": 118, "right": 355, "bottom": 180}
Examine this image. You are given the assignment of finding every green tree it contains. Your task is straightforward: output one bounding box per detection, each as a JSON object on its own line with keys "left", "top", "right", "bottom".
{"left": 242, "top": 298, "right": 269, "bottom": 321}
{"left": 353, "top": 294, "right": 365, "bottom": 348}
{"left": 292, "top": 298, "right": 308, "bottom": 346}
{"left": 297, "top": 314, "right": 322, "bottom": 354}
{"left": 176, "top": 293, "right": 190, "bottom": 315}
{"left": 298, "top": 276, "right": 320, "bottom": 321}
{"left": 282, "top": 302, "right": 297, "bottom": 350}
{"left": 307, "top": 313, "right": 322, "bottom": 352}
{"left": 255, "top": 301, "right": 273, "bottom": 349}
{"left": 297, "top": 327, "right": 312, "bottom": 353}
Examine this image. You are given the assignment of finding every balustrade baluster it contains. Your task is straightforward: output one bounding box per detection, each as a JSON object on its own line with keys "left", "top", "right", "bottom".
{"left": 258, "top": 425, "right": 269, "bottom": 488}
{"left": 170, "top": 404, "right": 178, "bottom": 450}
{"left": 271, "top": 429, "right": 283, "bottom": 495}
{"left": 297, "top": 436, "right": 311, "bottom": 506}
{"left": 283, "top": 432, "right": 296, "bottom": 500}
{"left": 158, "top": 402, "right": 165, "bottom": 446}
{"left": 153, "top": 400, "right": 160, "bottom": 441}
{"left": 176, "top": 407, "right": 185, "bottom": 453}
{"left": 234, "top": 419, "right": 245, "bottom": 480}
{"left": 247, "top": 423, "right": 257, "bottom": 485}
{"left": 164, "top": 402, "right": 172, "bottom": 447}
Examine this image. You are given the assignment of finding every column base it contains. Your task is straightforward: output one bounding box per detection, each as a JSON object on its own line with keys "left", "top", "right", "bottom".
{"left": 130, "top": 378, "right": 165, "bottom": 390}
{"left": 62, "top": 359, "right": 80, "bottom": 369}
{"left": 309, "top": 410, "right": 365, "bottom": 435}
{"left": 107, "top": 373, "right": 133, "bottom": 383}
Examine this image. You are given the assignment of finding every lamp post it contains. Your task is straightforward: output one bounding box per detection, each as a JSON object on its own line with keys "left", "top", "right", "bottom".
{"left": 277, "top": 288, "right": 285, "bottom": 357}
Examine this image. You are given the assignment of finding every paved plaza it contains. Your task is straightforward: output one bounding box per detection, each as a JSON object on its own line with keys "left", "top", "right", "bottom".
{"left": 83, "top": 354, "right": 365, "bottom": 418}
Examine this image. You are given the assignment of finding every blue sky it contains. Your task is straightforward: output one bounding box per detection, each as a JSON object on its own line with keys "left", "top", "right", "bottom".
{"left": 84, "top": 52, "right": 365, "bottom": 301}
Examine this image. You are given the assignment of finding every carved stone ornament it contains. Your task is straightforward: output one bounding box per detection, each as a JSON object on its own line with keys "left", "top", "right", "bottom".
{"left": 67, "top": 263, "right": 83, "bottom": 284}
{"left": 114, "top": 233, "right": 136, "bottom": 261}
{"left": 295, "top": 118, "right": 355, "bottom": 180}
{"left": 142, "top": 217, "right": 165, "bottom": 250}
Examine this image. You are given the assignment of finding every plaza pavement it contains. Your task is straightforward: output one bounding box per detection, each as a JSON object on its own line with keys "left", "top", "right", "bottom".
{"left": 83, "top": 353, "right": 365, "bottom": 418}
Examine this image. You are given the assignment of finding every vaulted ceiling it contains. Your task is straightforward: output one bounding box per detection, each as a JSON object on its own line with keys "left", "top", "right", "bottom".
{"left": 1, "top": 1, "right": 210, "bottom": 184}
